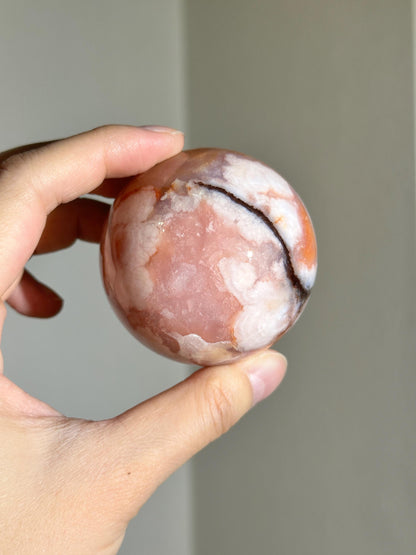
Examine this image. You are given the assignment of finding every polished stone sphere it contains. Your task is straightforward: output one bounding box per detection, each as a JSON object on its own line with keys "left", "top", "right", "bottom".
{"left": 100, "top": 149, "right": 317, "bottom": 366}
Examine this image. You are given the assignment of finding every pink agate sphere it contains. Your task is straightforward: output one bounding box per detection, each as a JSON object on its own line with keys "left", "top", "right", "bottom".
{"left": 100, "top": 149, "right": 317, "bottom": 366}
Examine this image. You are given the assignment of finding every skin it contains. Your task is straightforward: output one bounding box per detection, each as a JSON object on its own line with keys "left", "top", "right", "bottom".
{"left": 0, "top": 125, "right": 287, "bottom": 555}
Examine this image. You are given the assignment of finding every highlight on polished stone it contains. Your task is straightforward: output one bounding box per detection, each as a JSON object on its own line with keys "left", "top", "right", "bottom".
{"left": 100, "top": 149, "right": 317, "bottom": 366}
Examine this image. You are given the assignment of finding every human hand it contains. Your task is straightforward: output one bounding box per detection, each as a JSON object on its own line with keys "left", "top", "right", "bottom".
{"left": 0, "top": 125, "right": 287, "bottom": 554}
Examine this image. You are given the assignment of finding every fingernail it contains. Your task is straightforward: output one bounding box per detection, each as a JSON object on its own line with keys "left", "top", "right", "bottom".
{"left": 140, "top": 125, "right": 184, "bottom": 135}
{"left": 244, "top": 352, "right": 287, "bottom": 406}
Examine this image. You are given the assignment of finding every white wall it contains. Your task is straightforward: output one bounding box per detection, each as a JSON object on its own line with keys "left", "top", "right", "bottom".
{"left": 187, "top": 1, "right": 416, "bottom": 554}
{"left": 0, "top": 2, "right": 192, "bottom": 554}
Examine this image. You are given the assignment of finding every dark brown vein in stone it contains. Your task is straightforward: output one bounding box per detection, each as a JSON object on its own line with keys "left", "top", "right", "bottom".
{"left": 197, "top": 181, "right": 309, "bottom": 303}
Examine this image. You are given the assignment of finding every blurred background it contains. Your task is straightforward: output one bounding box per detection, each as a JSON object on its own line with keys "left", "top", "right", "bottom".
{"left": 1, "top": 1, "right": 415, "bottom": 554}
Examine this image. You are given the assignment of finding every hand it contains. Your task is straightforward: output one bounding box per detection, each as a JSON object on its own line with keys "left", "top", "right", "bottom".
{"left": 0, "top": 125, "right": 287, "bottom": 554}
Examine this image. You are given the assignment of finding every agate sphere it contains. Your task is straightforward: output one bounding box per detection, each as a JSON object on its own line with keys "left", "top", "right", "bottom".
{"left": 100, "top": 149, "right": 317, "bottom": 366}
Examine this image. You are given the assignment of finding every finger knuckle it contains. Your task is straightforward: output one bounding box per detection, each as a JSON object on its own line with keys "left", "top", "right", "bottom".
{"left": 91, "top": 124, "right": 120, "bottom": 147}
{"left": 202, "top": 376, "right": 235, "bottom": 438}
{"left": 0, "top": 150, "right": 39, "bottom": 191}
{"left": 0, "top": 151, "right": 26, "bottom": 175}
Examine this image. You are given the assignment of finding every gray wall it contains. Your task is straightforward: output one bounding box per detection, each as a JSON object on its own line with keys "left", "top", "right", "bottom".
{"left": 1, "top": 2, "right": 192, "bottom": 555}
{"left": 187, "top": 1, "right": 416, "bottom": 554}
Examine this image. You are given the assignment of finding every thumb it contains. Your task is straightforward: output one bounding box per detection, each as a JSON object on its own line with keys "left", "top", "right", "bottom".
{"left": 96, "top": 349, "right": 287, "bottom": 520}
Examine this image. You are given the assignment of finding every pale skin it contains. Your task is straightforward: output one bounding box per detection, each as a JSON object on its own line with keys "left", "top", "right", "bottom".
{"left": 0, "top": 125, "right": 287, "bottom": 554}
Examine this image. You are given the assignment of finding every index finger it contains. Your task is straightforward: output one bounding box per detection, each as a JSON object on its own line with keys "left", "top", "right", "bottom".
{"left": 0, "top": 125, "right": 184, "bottom": 295}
